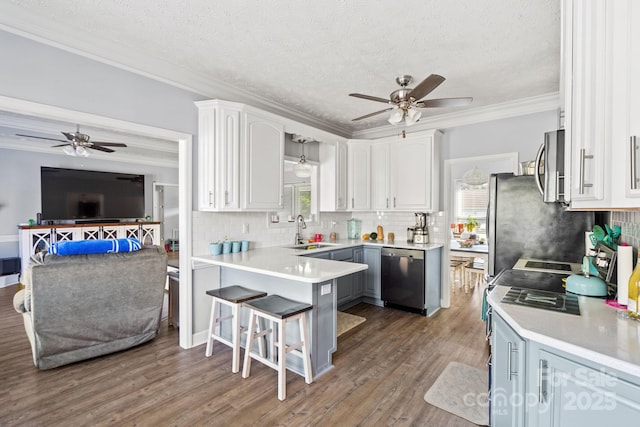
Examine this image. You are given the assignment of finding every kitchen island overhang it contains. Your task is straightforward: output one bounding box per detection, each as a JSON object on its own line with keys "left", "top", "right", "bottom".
{"left": 192, "top": 247, "right": 368, "bottom": 379}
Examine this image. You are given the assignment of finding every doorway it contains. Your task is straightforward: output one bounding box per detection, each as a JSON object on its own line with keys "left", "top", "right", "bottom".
{"left": 442, "top": 153, "right": 519, "bottom": 308}
{"left": 153, "top": 182, "right": 180, "bottom": 246}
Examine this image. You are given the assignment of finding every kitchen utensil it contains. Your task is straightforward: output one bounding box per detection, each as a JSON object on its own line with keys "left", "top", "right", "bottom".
{"left": 347, "top": 218, "right": 361, "bottom": 240}
{"left": 565, "top": 274, "right": 608, "bottom": 297}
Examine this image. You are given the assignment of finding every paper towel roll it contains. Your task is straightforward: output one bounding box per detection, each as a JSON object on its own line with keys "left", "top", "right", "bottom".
{"left": 585, "top": 231, "right": 596, "bottom": 256}
{"left": 617, "top": 245, "right": 633, "bottom": 305}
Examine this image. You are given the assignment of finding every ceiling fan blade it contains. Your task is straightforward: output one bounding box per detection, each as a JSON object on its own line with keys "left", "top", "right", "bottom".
{"left": 408, "top": 74, "right": 446, "bottom": 101}
{"left": 349, "top": 93, "right": 391, "bottom": 104}
{"left": 51, "top": 144, "right": 70, "bottom": 147}
{"left": 415, "top": 97, "right": 473, "bottom": 108}
{"left": 16, "top": 134, "right": 67, "bottom": 143}
{"left": 352, "top": 108, "right": 393, "bottom": 121}
{"left": 87, "top": 145, "right": 115, "bottom": 153}
{"left": 91, "top": 142, "right": 128, "bottom": 147}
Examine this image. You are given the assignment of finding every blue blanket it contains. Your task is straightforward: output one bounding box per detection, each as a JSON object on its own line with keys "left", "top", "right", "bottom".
{"left": 48, "top": 238, "right": 142, "bottom": 256}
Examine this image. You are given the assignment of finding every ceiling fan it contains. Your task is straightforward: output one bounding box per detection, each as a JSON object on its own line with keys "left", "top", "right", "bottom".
{"left": 16, "top": 125, "right": 127, "bottom": 157}
{"left": 349, "top": 74, "right": 473, "bottom": 126}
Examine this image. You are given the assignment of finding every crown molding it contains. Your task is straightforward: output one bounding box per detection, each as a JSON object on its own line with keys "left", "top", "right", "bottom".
{"left": 0, "top": 15, "right": 353, "bottom": 138}
{"left": 351, "top": 92, "right": 560, "bottom": 139}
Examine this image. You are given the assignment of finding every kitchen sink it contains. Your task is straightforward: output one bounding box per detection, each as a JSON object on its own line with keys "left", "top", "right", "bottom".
{"left": 286, "top": 243, "right": 340, "bottom": 250}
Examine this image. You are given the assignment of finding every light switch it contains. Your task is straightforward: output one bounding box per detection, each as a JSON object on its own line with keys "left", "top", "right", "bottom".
{"left": 321, "top": 283, "right": 332, "bottom": 295}
{"left": 242, "top": 223, "right": 249, "bottom": 233}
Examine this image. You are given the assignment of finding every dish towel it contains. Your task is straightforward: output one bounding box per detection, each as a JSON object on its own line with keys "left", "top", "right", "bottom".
{"left": 481, "top": 287, "right": 489, "bottom": 322}
{"left": 49, "top": 238, "right": 142, "bottom": 256}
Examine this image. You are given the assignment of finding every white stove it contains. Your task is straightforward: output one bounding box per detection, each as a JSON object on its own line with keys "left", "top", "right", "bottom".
{"left": 512, "top": 257, "right": 582, "bottom": 275}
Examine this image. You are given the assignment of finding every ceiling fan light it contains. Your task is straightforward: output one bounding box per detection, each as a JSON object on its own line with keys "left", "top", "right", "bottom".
{"left": 404, "top": 108, "right": 422, "bottom": 126}
{"left": 76, "top": 146, "right": 89, "bottom": 157}
{"left": 387, "top": 107, "right": 404, "bottom": 124}
{"left": 62, "top": 145, "right": 76, "bottom": 156}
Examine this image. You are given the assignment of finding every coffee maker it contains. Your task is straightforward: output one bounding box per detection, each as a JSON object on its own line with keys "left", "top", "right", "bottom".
{"left": 412, "top": 212, "right": 429, "bottom": 244}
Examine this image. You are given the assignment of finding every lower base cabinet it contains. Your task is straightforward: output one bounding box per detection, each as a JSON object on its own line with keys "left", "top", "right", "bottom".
{"left": 491, "top": 310, "right": 640, "bottom": 426}
{"left": 491, "top": 314, "right": 526, "bottom": 427}
{"left": 363, "top": 247, "right": 381, "bottom": 299}
{"left": 529, "top": 347, "right": 640, "bottom": 426}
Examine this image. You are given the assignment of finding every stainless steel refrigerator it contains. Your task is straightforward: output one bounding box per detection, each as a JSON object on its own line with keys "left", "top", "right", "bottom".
{"left": 487, "top": 173, "right": 597, "bottom": 276}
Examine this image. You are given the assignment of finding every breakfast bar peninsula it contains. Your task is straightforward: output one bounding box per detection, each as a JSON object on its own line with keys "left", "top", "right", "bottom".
{"left": 192, "top": 245, "right": 368, "bottom": 378}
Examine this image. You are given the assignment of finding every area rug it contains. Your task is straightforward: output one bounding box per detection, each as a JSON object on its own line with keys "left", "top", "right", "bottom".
{"left": 424, "top": 361, "right": 489, "bottom": 426}
{"left": 336, "top": 312, "right": 366, "bottom": 337}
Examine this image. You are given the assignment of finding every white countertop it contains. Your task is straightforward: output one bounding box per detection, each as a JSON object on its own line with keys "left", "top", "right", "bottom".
{"left": 488, "top": 285, "right": 640, "bottom": 378}
{"left": 192, "top": 239, "right": 443, "bottom": 283}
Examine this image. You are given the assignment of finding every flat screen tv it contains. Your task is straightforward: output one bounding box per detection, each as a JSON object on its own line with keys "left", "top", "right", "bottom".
{"left": 41, "top": 167, "right": 145, "bottom": 222}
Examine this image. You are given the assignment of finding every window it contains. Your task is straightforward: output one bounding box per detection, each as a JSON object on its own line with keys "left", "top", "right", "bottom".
{"left": 454, "top": 179, "right": 489, "bottom": 235}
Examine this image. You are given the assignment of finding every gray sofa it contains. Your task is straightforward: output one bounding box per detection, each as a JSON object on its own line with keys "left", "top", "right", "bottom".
{"left": 13, "top": 246, "right": 168, "bottom": 369}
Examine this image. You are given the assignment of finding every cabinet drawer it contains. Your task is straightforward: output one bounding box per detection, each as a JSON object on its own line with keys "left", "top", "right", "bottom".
{"left": 330, "top": 248, "right": 354, "bottom": 261}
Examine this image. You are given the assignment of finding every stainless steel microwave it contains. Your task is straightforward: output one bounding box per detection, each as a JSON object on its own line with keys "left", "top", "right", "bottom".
{"left": 535, "top": 130, "right": 566, "bottom": 203}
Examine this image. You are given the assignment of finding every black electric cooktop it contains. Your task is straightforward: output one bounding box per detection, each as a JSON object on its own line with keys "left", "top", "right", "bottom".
{"left": 501, "top": 287, "right": 581, "bottom": 316}
{"left": 490, "top": 269, "right": 567, "bottom": 294}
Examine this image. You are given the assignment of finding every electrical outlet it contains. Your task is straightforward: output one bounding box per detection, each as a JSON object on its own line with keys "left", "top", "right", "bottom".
{"left": 321, "top": 283, "right": 332, "bottom": 295}
{"left": 242, "top": 223, "right": 249, "bottom": 234}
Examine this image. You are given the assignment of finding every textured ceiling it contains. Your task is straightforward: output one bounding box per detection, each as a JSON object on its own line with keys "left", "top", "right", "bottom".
{"left": 0, "top": 0, "right": 561, "bottom": 136}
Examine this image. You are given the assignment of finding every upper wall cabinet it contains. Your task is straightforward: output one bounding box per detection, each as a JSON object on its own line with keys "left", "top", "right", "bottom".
{"left": 242, "top": 111, "right": 284, "bottom": 210}
{"left": 371, "top": 130, "right": 441, "bottom": 212}
{"left": 319, "top": 140, "right": 348, "bottom": 211}
{"left": 347, "top": 140, "right": 371, "bottom": 211}
{"left": 564, "top": 0, "right": 640, "bottom": 208}
{"left": 195, "top": 100, "right": 284, "bottom": 211}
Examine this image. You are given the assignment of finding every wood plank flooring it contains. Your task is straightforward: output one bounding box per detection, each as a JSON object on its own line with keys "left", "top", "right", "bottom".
{"left": 0, "top": 284, "right": 489, "bottom": 426}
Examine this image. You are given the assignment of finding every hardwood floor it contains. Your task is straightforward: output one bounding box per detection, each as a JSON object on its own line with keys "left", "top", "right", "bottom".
{"left": 0, "top": 284, "right": 489, "bottom": 426}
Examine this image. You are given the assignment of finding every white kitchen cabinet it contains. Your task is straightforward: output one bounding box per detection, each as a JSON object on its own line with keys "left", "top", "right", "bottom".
{"left": 196, "top": 99, "right": 242, "bottom": 211}
{"left": 491, "top": 313, "right": 526, "bottom": 427}
{"left": 370, "top": 130, "right": 441, "bottom": 212}
{"left": 242, "top": 110, "right": 284, "bottom": 210}
{"left": 624, "top": 0, "right": 640, "bottom": 198}
{"left": 319, "top": 140, "right": 348, "bottom": 211}
{"left": 347, "top": 140, "right": 371, "bottom": 211}
{"left": 371, "top": 142, "right": 390, "bottom": 210}
{"left": 195, "top": 100, "right": 284, "bottom": 211}
{"left": 564, "top": 0, "right": 640, "bottom": 208}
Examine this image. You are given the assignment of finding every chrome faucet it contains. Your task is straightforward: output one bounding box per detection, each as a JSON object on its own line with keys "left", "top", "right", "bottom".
{"left": 295, "top": 214, "right": 307, "bottom": 244}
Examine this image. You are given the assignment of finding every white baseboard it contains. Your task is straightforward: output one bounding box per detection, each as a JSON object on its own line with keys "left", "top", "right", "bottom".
{"left": 0, "top": 274, "right": 20, "bottom": 288}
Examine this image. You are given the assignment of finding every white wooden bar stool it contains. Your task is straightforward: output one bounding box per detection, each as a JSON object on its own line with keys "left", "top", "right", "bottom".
{"left": 241, "top": 295, "right": 313, "bottom": 401}
{"left": 205, "top": 286, "right": 267, "bottom": 373}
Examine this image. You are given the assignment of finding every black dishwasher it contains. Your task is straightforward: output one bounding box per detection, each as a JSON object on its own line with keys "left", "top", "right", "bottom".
{"left": 381, "top": 247, "right": 425, "bottom": 315}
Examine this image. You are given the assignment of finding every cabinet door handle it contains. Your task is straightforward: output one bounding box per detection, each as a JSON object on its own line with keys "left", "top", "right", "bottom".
{"left": 393, "top": 197, "right": 396, "bottom": 208}
{"left": 631, "top": 136, "right": 638, "bottom": 190}
{"left": 538, "top": 359, "right": 548, "bottom": 404}
{"left": 507, "top": 342, "right": 518, "bottom": 381}
{"left": 578, "top": 148, "right": 594, "bottom": 194}
{"left": 208, "top": 190, "right": 214, "bottom": 206}
{"left": 386, "top": 198, "right": 389, "bottom": 209}
{"left": 351, "top": 197, "right": 354, "bottom": 209}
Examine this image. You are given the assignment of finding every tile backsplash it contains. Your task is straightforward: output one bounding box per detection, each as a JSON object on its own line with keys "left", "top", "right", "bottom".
{"left": 611, "top": 211, "right": 640, "bottom": 248}
{"left": 191, "top": 210, "right": 448, "bottom": 255}
{"left": 192, "top": 210, "right": 352, "bottom": 255}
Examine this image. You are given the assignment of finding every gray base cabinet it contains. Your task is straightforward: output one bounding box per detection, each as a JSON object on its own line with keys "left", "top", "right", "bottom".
{"left": 491, "top": 310, "right": 640, "bottom": 426}
{"left": 363, "top": 247, "right": 381, "bottom": 299}
{"left": 529, "top": 346, "right": 640, "bottom": 426}
{"left": 491, "top": 313, "right": 525, "bottom": 427}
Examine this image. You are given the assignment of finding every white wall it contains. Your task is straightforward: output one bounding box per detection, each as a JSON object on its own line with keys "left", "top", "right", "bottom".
{"left": 0, "top": 148, "right": 178, "bottom": 257}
